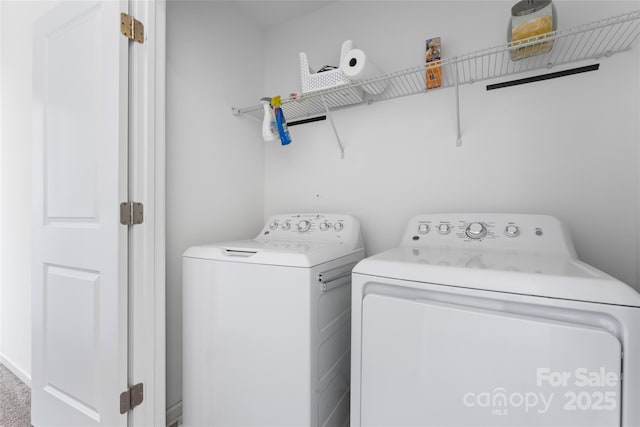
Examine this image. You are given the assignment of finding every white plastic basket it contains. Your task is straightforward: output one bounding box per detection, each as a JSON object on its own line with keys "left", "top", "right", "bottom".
{"left": 299, "top": 40, "right": 354, "bottom": 94}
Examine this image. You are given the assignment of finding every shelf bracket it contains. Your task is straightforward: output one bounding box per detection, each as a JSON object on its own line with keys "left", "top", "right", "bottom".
{"left": 454, "top": 64, "right": 462, "bottom": 147}
{"left": 320, "top": 95, "right": 345, "bottom": 159}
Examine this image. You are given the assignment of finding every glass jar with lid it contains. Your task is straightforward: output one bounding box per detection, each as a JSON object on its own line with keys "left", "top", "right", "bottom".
{"left": 509, "top": 0, "right": 557, "bottom": 60}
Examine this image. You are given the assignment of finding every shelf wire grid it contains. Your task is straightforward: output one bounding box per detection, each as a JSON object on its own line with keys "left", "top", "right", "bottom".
{"left": 234, "top": 10, "right": 640, "bottom": 122}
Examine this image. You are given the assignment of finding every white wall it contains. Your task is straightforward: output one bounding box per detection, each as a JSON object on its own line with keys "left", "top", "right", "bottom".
{"left": 165, "top": 1, "right": 266, "bottom": 415}
{"left": 0, "top": 0, "right": 56, "bottom": 385}
{"left": 263, "top": 1, "right": 640, "bottom": 289}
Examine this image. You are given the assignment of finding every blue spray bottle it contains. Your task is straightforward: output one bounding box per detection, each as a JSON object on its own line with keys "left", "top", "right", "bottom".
{"left": 271, "top": 96, "right": 291, "bottom": 146}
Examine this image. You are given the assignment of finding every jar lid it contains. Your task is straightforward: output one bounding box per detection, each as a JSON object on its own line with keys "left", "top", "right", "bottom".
{"left": 511, "top": 0, "right": 552, "bottom": 17}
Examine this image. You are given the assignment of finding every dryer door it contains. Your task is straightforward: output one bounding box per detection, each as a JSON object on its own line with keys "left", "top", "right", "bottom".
{"left": 360, "top": 294, "right": 622, "bottom": 427}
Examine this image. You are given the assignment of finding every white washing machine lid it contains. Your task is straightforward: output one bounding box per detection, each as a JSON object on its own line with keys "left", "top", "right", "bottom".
{"left": 183, "top": 239, "right": 363, "bottom": 267}
{"left": 353, "top": 247, "right": 640, "bottom": 307}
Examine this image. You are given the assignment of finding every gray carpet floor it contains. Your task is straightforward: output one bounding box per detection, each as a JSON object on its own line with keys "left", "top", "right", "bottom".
{"left": 0, "top": 364, "right": 30, "bottom": 426}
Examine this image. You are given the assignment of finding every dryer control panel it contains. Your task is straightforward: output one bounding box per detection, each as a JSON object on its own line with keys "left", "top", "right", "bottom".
{"left": 402, "top": 214, "right": 576, "bottom": 257}
{"left": 257, "top": 213, "right": 363, "bottom": 249}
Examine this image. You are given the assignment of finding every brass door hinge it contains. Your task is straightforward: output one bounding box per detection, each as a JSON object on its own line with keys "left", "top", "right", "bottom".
{"left": 120, "top": 383, "right": 144, "bottom": 414}
{"left": 120, "top": 202, "right": 144, "bottom": 225}
{"left": 120, "top": 13, "right": 144, "bottom": 44}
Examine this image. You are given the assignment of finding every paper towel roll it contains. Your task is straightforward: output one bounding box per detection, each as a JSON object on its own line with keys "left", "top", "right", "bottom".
{"left": 340, "top": 48, "right": 387, "bottom": 95}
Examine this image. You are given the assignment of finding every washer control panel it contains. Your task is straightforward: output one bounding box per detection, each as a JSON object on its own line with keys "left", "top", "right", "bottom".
{"left": 404, "top": 214, "right": 576, "bottom": 256}
{"left": 257, "top": 213, "right": 362, "bottom": 247}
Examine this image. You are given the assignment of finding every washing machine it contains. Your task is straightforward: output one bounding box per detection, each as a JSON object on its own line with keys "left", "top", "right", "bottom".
{"left": 183, "top": 213, "right": 364, "bottom": 427}
{"left": 350, "top": 213, "right": 640, "bottom": 427}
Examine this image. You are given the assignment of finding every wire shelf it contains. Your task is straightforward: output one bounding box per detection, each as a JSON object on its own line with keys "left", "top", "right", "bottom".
{"left": 233, "top": 9, "right": 640, "bottom": 122}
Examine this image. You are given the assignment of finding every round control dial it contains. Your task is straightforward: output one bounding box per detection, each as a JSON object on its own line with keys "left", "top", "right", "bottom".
{"left": 319, "top": 222, "right": 330, "bottom": 231}
{"left": 297, "top": 220, "right": 311, "bottom": 232}
{"left": 418, "top": 224, "right": 430, "bottom": 234}
{"left": 505, "top": 225, "right": 519, "bottom": 237}
{"left": 269, "top": 221, "right": 278, "bottom": 230}
{"left": 466, "top": 222, "right": 487, "bottom": 239}
{"left": 281, "top": 222, "right": 291, "bottom": 230}
{"left": 438, "top": 224, "right": 451, "bottom": 235}
{"left": 334, "top": 222, "right": 344, "bottom": 232}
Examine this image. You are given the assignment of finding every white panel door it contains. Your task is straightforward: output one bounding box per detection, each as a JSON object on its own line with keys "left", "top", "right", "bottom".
{"left": 360, "top": 294, "right": 622, "bottom": 427}
{"left": 32, "top": 1, "right": 128, "bottom": 426}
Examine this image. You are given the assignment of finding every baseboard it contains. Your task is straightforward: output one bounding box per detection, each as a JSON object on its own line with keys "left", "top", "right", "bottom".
{"left": 0, "top": 353, "right": 31, "bottom": 388}
{"left": 166, "top": 400, "right": 182, "bottom": 427}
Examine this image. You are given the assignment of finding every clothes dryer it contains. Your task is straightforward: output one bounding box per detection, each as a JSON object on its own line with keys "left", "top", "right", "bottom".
{"left": 351, "top": 214, "right": 640, "bottom": 427}
{"left": 183, "top": 213, "right": 364, "bottom": 427}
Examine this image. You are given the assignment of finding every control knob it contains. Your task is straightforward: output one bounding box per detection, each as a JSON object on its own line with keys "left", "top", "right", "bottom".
{"left": 418, "top": 224, "right": 430, "bottom": 234}
{"left": 269, "top": 221, "right": 278, "bottom": 230}
{"left": 466, "top": 222, "right": 487, "bottom": 239}
{"left": 319, "top": 222, "right": 330, "bottom": 231}
{"left": 281, "top": 222, "right": 291, "bottom": 230}
{"left": 438, "top": 224, "right": 451, "bottom": 235}
{"left": 505, "top": 225, "right": 519, "bottom": 237}
{"left": 297, "top": 220, "right": 311, "bottom": 232}
{"left": 334, "top": 222, "right": 344, "bottom": 232}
